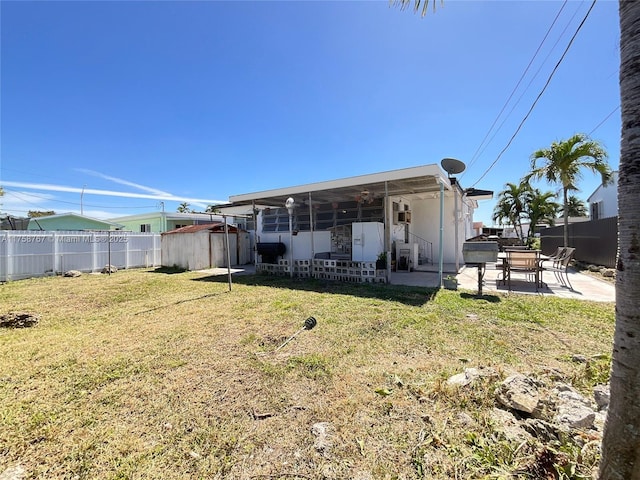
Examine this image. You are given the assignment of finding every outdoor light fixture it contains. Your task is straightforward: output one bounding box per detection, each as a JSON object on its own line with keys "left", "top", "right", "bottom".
{"left": 285, "top": 197, "right": 295, "bottom": 278}
{"left": 285, "top": 197, "right": 295, "bottom": 214}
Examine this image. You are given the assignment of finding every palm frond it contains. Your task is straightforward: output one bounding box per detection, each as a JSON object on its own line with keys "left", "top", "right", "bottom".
{"left": 391, "top": 0, "right": 442, "bottom": 17}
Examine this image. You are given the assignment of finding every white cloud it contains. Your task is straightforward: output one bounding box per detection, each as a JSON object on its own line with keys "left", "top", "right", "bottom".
{"left": 2, "top": 181, "right": 226, "bottom": 204}
{"left": 75, "top": 169, "right": 174, "bottom": 196}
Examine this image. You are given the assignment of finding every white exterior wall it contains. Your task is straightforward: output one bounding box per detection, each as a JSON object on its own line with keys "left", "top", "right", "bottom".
{"left": 588, "top": 172, "right": 618, "bottom": 219}
{"left": 258, "top": 231, "right": 331, "bottom": 261}
{"left": 410, "top": 193, "right": 466, "bottom": 265}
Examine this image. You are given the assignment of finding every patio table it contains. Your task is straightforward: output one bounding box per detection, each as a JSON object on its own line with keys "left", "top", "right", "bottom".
{"left": 497, "top": 250, "right": 549, "bottom": 291}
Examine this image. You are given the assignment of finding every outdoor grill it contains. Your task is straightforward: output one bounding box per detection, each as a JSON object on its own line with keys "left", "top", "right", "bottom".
{"left": 462, "top": 241, "right": 499, "bottom": 296}
{"left": 256, "top": 242, "right": 287, "bottom": 264}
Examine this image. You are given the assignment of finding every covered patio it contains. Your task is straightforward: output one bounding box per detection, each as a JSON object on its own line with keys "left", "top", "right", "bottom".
{"left": 227, "top": 164, "right": 491, "bottom": 286}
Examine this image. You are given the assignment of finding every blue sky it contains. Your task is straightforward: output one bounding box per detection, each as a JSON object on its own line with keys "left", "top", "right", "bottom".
{"left": 1, "top": 0, "right": 620, "bottom": 225}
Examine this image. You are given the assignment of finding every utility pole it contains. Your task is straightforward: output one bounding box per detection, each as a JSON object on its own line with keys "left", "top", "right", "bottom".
{"left": 80, "top": 185, "right": 86, "bottom": 215}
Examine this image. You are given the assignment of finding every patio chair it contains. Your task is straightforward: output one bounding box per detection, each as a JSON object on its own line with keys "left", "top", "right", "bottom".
{"left": 543, "top": 247, "right": 575, "bottom": 290}
{"left": 545, "top": 246, "right": 567, "bottom": 267}
{"left": 505, "top": 250, "right": 541, "bottom": 292}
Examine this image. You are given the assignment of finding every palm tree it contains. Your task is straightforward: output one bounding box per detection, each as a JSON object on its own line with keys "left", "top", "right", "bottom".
{"left": 523, "top": 188, "right": 560, "bottom": 243}
{"left": 176, "top": 202, "right": 193, "bottom": 213}
{"left": 599, "top": 3, "right": 640, "bottom": 478}
{"left": 562, "top": 195, "right": 588, "bottom": 217}
{"left": 492, "top": 182, "right": 529, "bottom": 242}
{"left": 526, "top": 133, "right": 612, "bottom": 247}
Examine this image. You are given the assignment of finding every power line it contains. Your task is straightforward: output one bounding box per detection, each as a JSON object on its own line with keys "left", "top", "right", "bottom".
{"left": 3, "top": 187, "right": 157, "bottom": 210}
{"left": 465, "top": 0, "right": 569, "bottom": 173}
{"left": 588, "top": 105, "right": 620, "bottom": 136}
{"left": 470, "top": 0, "right": 598, "bottom": 188}
{"left": 464, "top": 1, "right": 586, "bottom": 174}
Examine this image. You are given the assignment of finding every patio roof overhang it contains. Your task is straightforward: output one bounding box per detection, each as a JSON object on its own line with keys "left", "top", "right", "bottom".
{"left": 228, "top": 164, "right": 453, "bottom": 207}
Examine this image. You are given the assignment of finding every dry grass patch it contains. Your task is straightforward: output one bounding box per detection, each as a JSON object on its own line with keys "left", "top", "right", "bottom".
{"left": 0, "top": 268, "right": 614, "bottom": 479}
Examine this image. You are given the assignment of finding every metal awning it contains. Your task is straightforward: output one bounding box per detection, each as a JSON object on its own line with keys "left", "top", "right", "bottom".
{"left": 228, "top": 164, "right": 452, "bottom": 207}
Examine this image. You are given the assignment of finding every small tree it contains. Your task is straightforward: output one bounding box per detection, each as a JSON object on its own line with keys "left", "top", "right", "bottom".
{"left": 176, "top": 202, "right": 193, "bottom": 213}
{"left": 205, "top": 205, "right": 221, "bottom": 214}
{"left": 28, "top": 210, "right": 56, "bottom": 218}
{"left": 523, "top": 188, "right": 560, "bottom": 244}
{"left": 492, "top": 182, "right": 530, "bottom": 242}
{"left": 562, "top": 195, "right": 588, "bottom": 217}
{"left": 526, "top": 133, "right": 611, "bottom": 246}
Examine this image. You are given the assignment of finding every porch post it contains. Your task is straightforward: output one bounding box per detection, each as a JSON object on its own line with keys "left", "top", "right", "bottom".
{"left": 308, "top": 192, "right": 315, "bottom": 261}
{"left": 252, "top": 200, "right": 257, "bottom": 268}
{"left": 439, "top": 178, "right": 444, "bottom": 287}
{"left": 454, "top": 183, "right": 460, "bottom": 272}
{"left": 385, "top": 181, "right": 391, "bottom": 281}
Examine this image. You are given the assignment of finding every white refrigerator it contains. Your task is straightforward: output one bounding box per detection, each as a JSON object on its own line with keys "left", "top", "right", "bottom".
{"left": 351, "top": 222, "right": 385, "bottom": 261}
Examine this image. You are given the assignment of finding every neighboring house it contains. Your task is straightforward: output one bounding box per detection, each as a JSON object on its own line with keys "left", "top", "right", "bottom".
{"left": 110, "top": 211, "right": 227, "bottom": 233}
{"left": 27, "top": 213, "right": 124, "bottom": 231}
{"left": 161, "top": 223, "right": 251, "bottom": 270}
{"left": 228, "top": 163, "right": 492, "bottom": 280}
{"left": 1, "top": 215, "right": 30, "bottom": 230}
{"left": 587, "top": 171, "right": 618, "bottom": 220}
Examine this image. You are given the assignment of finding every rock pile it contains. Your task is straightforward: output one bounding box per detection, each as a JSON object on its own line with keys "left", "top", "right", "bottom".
{"left": 448, "top": 367, "right": 609, "bottom": 447}
{"left": 0, "top": 313, "right": 40, "bottom": 329}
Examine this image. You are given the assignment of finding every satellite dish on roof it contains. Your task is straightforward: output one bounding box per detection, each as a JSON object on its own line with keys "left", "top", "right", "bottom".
{"left": 441, "top": 158, "right": 466, "bottom": 176}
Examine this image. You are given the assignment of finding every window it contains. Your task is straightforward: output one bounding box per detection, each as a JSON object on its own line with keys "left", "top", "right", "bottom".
{"left": 140, "top": 224, "right": 152, "bottom": 232}
{"left": 260, "top": 198, "right": 384, "bottom": 232}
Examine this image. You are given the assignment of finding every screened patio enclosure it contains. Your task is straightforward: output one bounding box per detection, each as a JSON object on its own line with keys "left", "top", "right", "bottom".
{"left": 228, "top": 164, "right": 488, "bottom": 283}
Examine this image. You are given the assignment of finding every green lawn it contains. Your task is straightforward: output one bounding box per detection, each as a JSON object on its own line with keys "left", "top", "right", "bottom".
{"left": 0, "top": 268, "right": 615, "bottom": 479}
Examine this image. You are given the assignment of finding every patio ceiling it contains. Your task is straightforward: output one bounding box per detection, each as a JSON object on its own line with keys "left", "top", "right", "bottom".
{"left": 228, "top": 164, "right": 452, "bottom": 208}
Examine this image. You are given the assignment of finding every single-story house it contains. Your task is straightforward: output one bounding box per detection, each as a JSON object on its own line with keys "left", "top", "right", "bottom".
{"left": 27, "top": 213, "right": 124, "bottom": 231}
{"left": 110, "top": 211, "right": 228, "bottom": 233}
{"left": 228, "top": 163, "right": 492, "bottom": 283}
{"left": 1, "top": 215, "right": 30, "bottom": 230}
{"left": 161, "top": 223, "right": 251, "bottom": 270}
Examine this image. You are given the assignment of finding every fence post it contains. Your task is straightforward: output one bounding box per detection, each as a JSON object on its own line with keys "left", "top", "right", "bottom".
{"left": 0, "top": 232, "right": 5, "bottom": 282}
{"left": 6, "top": 232, "right": 13, "bottom": 281}
{"left": 52, "top": 232, "right": 58, "bottom": 275}
{"left": 155, "top": 234, "right": 161, "bottom": 267}
{"left": 91, "top": 232, "right": 97, "bottom": 272}
{"left": 125, "top": 233, "right": 130, "bottom": 270}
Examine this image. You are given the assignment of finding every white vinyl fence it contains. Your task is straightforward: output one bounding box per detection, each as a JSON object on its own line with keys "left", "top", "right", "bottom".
{"left": 0, "top": 231, "right": 161, "bottom": 282}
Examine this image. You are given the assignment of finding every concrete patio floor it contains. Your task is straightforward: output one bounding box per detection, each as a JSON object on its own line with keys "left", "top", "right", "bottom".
{"left": 457, "top": 263, "right": 615, "bottom": 302}
{"left": 390, "top": 262, "right": 615, "bottom": 302}
{"left": 200, "top": 262, "right": 616, "bottom": 303}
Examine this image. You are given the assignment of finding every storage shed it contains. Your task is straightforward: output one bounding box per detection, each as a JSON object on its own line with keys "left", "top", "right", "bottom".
{"left": 161, "top": 223, "right": 250, "bottom": 270}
